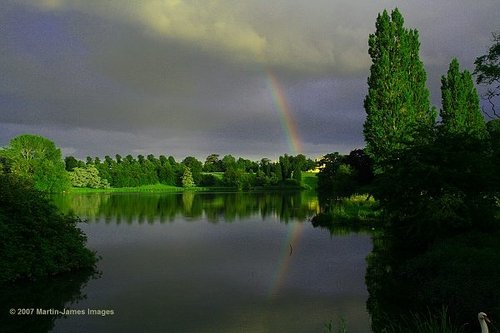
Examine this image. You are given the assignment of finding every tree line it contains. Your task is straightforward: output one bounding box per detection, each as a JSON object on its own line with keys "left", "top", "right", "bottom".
{"left": 0, "top": 133, "right": 317, "bottom": 191}
{"left": 63, "top": 152, "right": 316, "bottom": 190}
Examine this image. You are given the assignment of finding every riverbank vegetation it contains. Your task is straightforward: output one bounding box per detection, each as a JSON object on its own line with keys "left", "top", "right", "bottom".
{"left": 0, "top": 133, "right": 319, "bottom": 194}
{"left": 316, "top": 8, "right": 499, "bottom": 332}
{"left": 0, "top": 174, "right": 97, "bottom": 283}
{"left": 324, "top": 309, "right": 468, "bottom": 333}
{"left": 64, "top": 152, "right": 317, "bottom": 192}
{"left": 359, "top": 9, "right": 499, "bottom": 332}
{"left": 312, "top": 194, "right": 379, "bottom": 226}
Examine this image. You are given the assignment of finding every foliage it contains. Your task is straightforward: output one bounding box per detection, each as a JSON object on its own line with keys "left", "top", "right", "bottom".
{"left": 222, "top": 166, "right": 244, "bottom": 189}
{"left": 362, "top": 9, "right": 498, "bottom": 333}
{"left": 317, "top": 152, "right": 344, "bottom": 194}
{"left": 181, "top": 167, "right": 195, "bottom": 188}
{"left": 487, "top": 118, "right": 500, "bottom": 141}
{"left": 69, "top": 165, "right": 110, "bottom": 189}
{"left": 292, "top": 164, "right": 302, "bottom": 183}
{"left": 301, "top": 171, "right": 318, "bottom": 190}
{"left": 487, "top": 119, "right": 500, "bottom": 182}
{"left": 441, "top": 58, "right": 488, "bottom": 139}
{"left": 199, "top": 173, "right": 223, "bottom": 187}
{"left": 362, "top": 9, "right": 497, "bottom": 253}
{"left": 203, "top": 154, "right": 223, "bottom": 172}
{"left": 317, "top": 149, "right": 374, "bottom": 199}
{"left": 64, "top": 155, "right": 84, "bottom": 171}
{"left": 279, "top": 154, "right": 292, "bottom": 180}
{"left": 385, "top": 309, "right": 466, "bottom": 333}
{"left": 0, "top": 174, "right": 96, "bottom": 283}
{"left": 401, "top": 232, "right": 500, "bottom": 326}
{"left": 343, "top": 149, "right": 374, "bottom": 185}
{"left": 474, "top": 32, "right": 500, "bottom": 118}
{"left": 367, "top": 231, "right": 500, "bottom": 333}
{"left": 62, "top": 152, "right": 315, "bottom": 191}
{"left": 363, "top": 8, "right": 436, "bottom": 170}
{"left": 69, "top": 183, "right": 184, "bottom": 193}
{"left": 313, "top": 194, "right": 379, "bottom": 229}
{"left": 374, "top": 132, "right": 497, "bottom": 253}
{"left": 181, "top": 156, "right": 203, "bottom": 184}
{"left": 323, "top": 309, "right": 468, "bottom": 333}
{"left": 0, "top": 134, "right": 70, "bottom": 192}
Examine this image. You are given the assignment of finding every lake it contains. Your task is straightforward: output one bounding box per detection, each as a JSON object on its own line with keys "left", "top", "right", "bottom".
{"left": 6, "top": 192, "right": 373, "bottom": 333}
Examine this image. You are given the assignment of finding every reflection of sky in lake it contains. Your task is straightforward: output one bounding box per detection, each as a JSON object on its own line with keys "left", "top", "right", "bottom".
{"left": 49, "top": 193, "right": 372, "bottom": 333}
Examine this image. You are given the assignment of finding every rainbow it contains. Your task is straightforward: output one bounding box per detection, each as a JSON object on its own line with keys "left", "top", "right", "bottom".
{"left": 266, "top": 70, "right": 302, "bottom": 155}
{"left": 265, "top": 69, "right": 306, "bottom": 298}
{"left": 268, "top": 221, "right": 305, "bottom": 297}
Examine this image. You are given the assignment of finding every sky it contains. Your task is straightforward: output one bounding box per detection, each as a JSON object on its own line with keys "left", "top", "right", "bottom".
{"left": 1, "top": 0, "right": 498, "bottom": 161}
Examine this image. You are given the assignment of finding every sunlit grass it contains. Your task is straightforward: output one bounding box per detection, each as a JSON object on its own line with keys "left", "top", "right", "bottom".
{"left": 302, "top": 171, "right": 318, "bottom": 190}
{"left": 202, "top": 172, "right": 224, "bottom": 180}
{"left": 69, "top": 184, "right": 186, "bottom": 193}
{"left": 329, "top": 194, "right": 379, "bottom": 222}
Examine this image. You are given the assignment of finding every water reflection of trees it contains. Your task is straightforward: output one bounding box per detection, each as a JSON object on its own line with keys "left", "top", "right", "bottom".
{"left": 52, "top": 192, "right": 319, "bottom": 224}
{"left": 0, "top": 268, "right": 97, "bottom": 333}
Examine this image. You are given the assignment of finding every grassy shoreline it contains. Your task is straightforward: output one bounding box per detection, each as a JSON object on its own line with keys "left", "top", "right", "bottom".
{"left": 66, "top": 172, "right": 318, "bottom": 194}
{"left": 67, "top": 183, "right": 313, "bottom": 194}
{"left": 68, "top": 184, "right": 209, "bottom": 193}
{"left": 312, "top": 194, "right": 380, "bottom": 226}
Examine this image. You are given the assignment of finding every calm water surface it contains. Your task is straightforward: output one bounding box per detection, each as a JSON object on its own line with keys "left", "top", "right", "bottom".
{"left": 22, "top": 192, "right": 373, "bottom": 332}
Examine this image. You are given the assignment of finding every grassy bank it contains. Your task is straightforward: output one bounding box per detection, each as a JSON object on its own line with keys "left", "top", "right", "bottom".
{"left": 312, "top": 194, "right": 380, "bottom": 227}
{"left": 302, "top": 171, "right": 318, "bottom": 190}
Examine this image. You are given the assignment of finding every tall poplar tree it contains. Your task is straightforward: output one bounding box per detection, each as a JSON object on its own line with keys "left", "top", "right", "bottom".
{"left": 364, "top": 8, "right": 436, "bottom": 169}
{"left": 441, "top": 58, "right": 487, "bottom": 139}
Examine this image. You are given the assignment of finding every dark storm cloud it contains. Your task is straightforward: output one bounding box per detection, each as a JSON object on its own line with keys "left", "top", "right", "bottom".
{"left": 1, "top": 0, "right": 499, "bottom": 159}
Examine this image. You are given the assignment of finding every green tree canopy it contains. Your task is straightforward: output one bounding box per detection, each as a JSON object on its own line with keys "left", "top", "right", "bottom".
{"left": 203, "top": 154, "right": 222, "bottom": 172}
{"left": 221, "top": 154, "right": 236, "bottom": 171}
{"left": 69, "top": 165, "right": 110, "bottom": 189}
{"left": 0, "top": 174, "right": 96, "bottom": 282}
{"left": 474, "top": 32, "right": 500, "bottom": 118}
{"left": 64, "top": 156, "right": 84, "bottom": 171}
{"left": 364, "top": 8, "right": 436, "bottom": 170}
{"left": 181, "top": 156, "right": 203, "bottom": 184}
{"left": 181, "top": 167, "right": 195, "bottom": 188}
{"left": 0, "top": 134, "right": 70, "bottom": 192}
{"left": 441, "top": 58, "right": 487, "bottom": 139}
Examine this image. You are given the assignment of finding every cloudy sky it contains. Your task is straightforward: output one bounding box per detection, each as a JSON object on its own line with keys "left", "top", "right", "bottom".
{"left": 1, "top": 0, "right": 498, "bottom": 161}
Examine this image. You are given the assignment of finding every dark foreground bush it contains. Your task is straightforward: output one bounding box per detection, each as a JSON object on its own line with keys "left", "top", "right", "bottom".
{"left": 0, "top": 175, "right": 97, "bottom": 283}
{"left": 400, "top": 231, "right": 500, "bottom": 328}
{"left": 367, "top": 230, "right": 500, "bottom": 333}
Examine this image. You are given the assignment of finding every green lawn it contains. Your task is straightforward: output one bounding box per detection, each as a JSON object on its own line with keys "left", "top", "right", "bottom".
{"left": 202, "top": 172, "right": 224, "bottom": 180}
{"left": 302, "top": 171, "right": 318, "bottom": 190}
